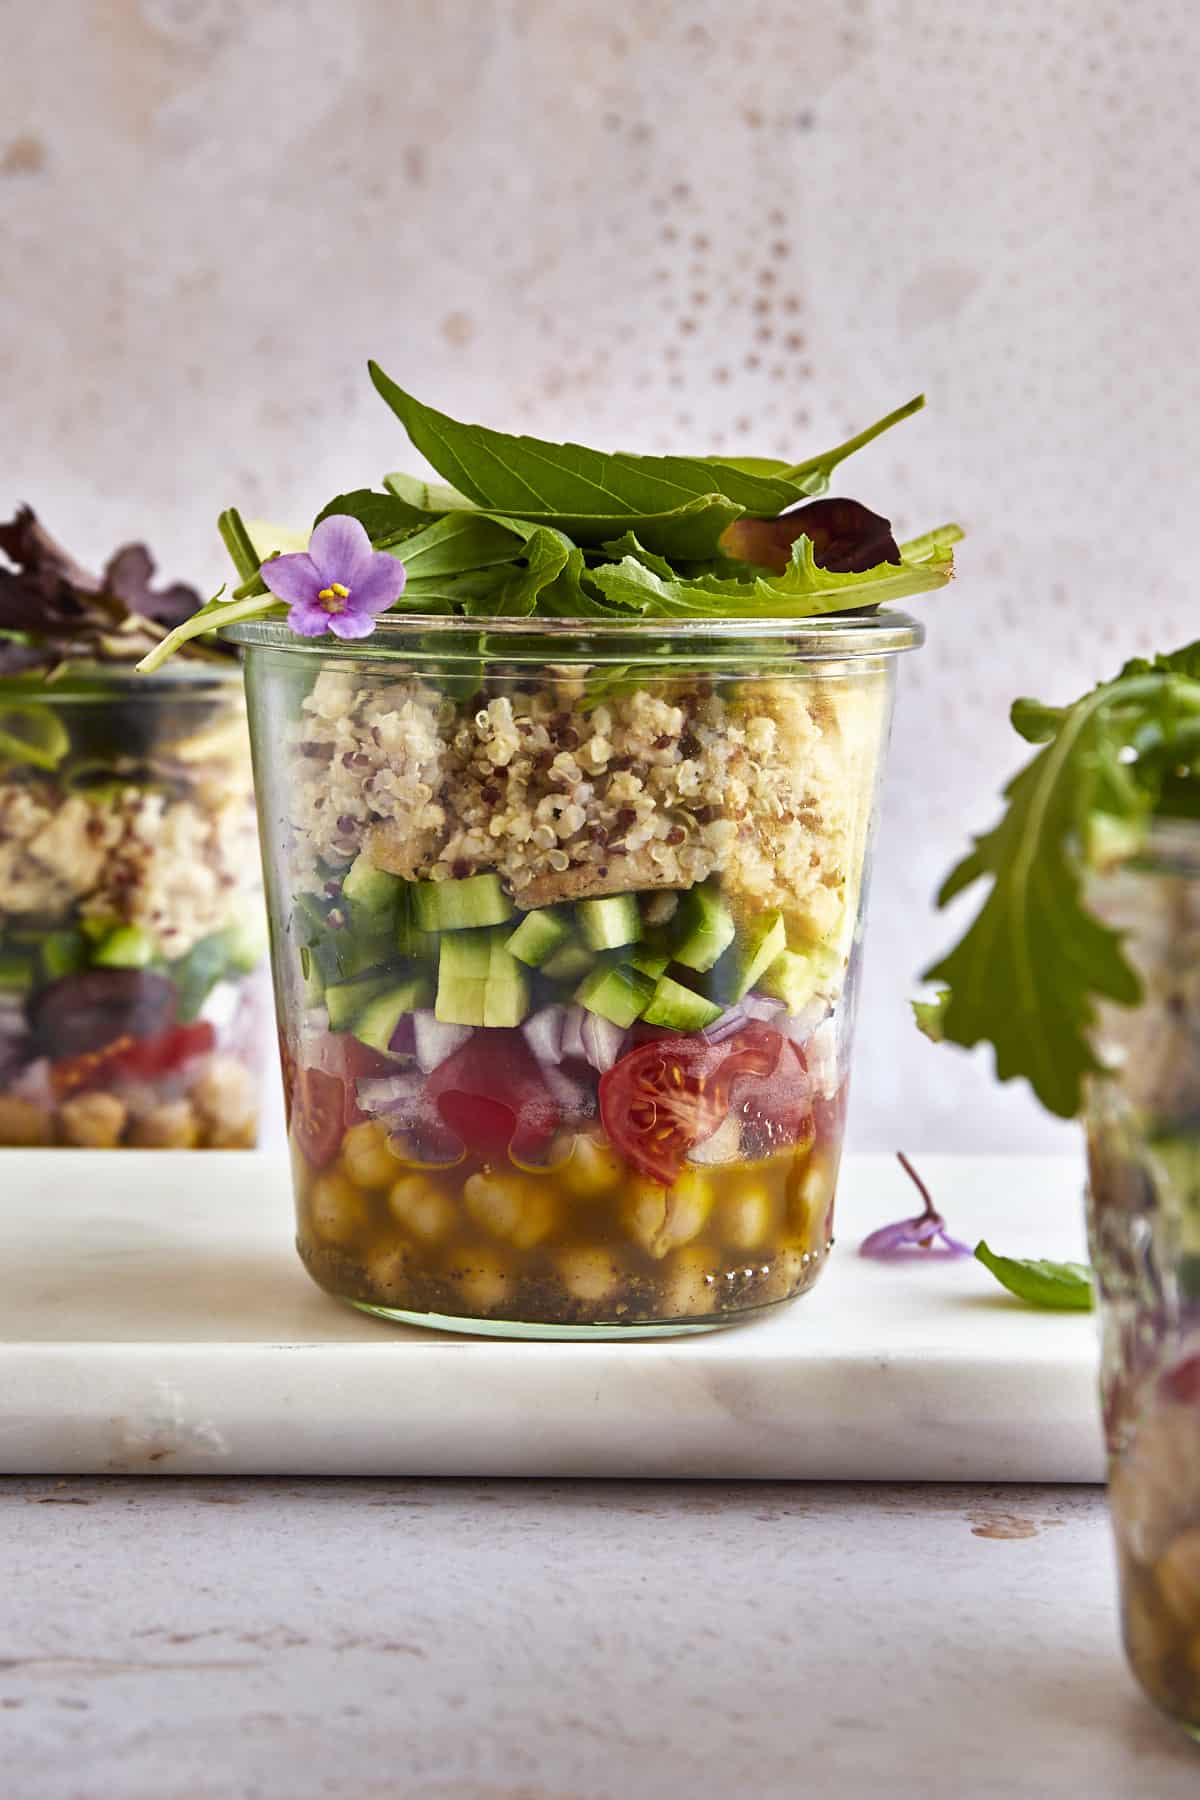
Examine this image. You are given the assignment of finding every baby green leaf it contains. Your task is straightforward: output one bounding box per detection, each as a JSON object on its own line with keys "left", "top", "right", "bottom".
{"left": 925, "top": 669, "right": 1200, "bottom": 1116}
{"left": 911, "top": 990, "right": 949, "bottom": 1042}
{"left": 974, "top": 1241, "right": 1094, "bottom": 1310}
{"left": 588, "top": 528, "right": 957, "bottom": 618}
{"left": 135, "top": 589, "right": 286, "bottom": 672}
{"left": 367, "top": 363, "right": 927, "bottom": 557}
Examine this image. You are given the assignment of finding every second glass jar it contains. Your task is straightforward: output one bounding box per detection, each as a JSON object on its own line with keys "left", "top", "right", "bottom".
{"left": 232, "top": 614, "right": 922, "bottom": 1337}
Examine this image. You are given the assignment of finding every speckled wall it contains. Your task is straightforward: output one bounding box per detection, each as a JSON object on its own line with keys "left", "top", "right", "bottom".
{"left": 5, "top": 0, "right": 1198, "bottom": 1151}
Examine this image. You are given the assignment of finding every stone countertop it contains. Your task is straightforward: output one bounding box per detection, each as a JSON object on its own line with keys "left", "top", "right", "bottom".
{"left": 4, "top": 1477, "right": 1196, "bottom": 1799}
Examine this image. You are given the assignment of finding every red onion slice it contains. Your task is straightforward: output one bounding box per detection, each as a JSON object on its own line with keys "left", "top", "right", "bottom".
{"left": 580, "top": 1011, "right": 626, "bottom": 1072}
{"left": 702, "top": 1004, "right": 748, "bottom": 1044}
{"left": 561, "top": 1005, "right": 587, "bottom": 1063}
{"left": 523, "top": 1004, "right": 567, "bottom": 1066}
{"left": 412, "top": 1011, "right": 472, "bottom": 1073}
{"left": 356, "top": 1070, "right": 425, "bottom": 1114}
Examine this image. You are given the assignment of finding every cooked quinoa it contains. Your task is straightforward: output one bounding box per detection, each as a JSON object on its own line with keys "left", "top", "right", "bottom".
{"left": 0, "top": 775, "right": 260, "bottom": 958}
{"left": 286, "top": 667, "right": 890, "bottom": 948}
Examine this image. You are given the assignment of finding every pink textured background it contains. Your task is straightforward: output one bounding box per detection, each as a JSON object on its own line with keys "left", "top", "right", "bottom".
{"left": 5, "top": 0, "right": 1198, "bottom": 1150}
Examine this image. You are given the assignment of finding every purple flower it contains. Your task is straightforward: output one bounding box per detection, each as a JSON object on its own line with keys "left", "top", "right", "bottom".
{"left": 260, "top": 514, "right": 406, "bottom": 640}
{"left": 859, "top": 1152, "right": 971, "bottom": 1260}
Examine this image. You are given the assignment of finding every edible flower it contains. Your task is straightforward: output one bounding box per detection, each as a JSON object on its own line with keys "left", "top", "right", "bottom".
{"left": 260, "top": 514, "right": 406, "bottom": 640}
{"left": 859, "top": 1151, "right": 971, "bottom": 1259}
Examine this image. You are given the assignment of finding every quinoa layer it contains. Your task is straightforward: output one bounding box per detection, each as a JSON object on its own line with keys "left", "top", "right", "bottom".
{"left": 286, "top": 667, "right": 889, "bottom": 948}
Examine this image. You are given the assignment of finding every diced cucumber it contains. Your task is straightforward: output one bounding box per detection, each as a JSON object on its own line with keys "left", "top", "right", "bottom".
{"left": 221, "top": 915, "right": 268, "bottom": 974}
{"left": 0, "top": 949, "right": 34, "bottom": 993}
{"left": 300, "top": 945, "right": 325, "bottom": 1006}
{"left": 628, "top": 947, "right": 671, "bottom": 980}
{"left": 436, "top": 929, "right": 529, "bottom": 1027}
{"left": 79, "top": 915, "right": 118, "bottom": 945}
{"left": 576, "top": 961, "right": 653, "bottom": 1029}
{"left": 671, "top": 882, "right": 735, "bottom": 972}
{"left": 759, "top": 948, "right": 820, "bottom": 1013}
{"left": 326, "top": 971, "right": 398, "bottom": 1032}
{"left": 395, "top": 884, "right": 438, "bottom": 960}
{"left": 414, "top": 873, "right": 512, "bottom": 932}
{"left": 294, "top": 892, "right": 329, "bottom": 944}
{"left": 353, "top": 975, "right": 434, "bottom": 1054}
{"left": 540, "top": 938, "right": 596, "bottom": 983}
{"left": 482, "top": 937, "right": 530, "bottom": 1028}
{"left": 438, "top": 929, "right": 494, "bottom": 981}
{"left": 727, "top": 913, "right": 787, "bottom": 1002}
{"left": 576, "top": 893, "right": 642, "bottom": 952}
{"left": 341, "top": 852, "right": 403, "bottom": 916}
{"left": 92, "top": 925, "right": 158, "bottom": 970}
{"left": 41, "top": 930, "right": 86, "bottom": 982}
{"left": 642, "top": 975, "right": 722, "bottom": 1031}
{"left": 506, "top": 907, "right": 571, "bottom": 968}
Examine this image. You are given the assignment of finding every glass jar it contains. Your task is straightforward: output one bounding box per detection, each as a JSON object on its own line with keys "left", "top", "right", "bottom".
{"left": 230, "top": 613, "right": 922, "bottom": 1337}
{"left": 1085, "top": 820, "right": 1200, "bottom": 1738}
{"left": 0, "top": 667, "right": 267, "bottom": 1148}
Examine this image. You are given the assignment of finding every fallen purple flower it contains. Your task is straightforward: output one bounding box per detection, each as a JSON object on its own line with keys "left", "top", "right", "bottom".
{"left": 859, "top": 1151, "right": 971, "bottom": 1259}
{"left": 260, "top": 513, "right": 406, "bottom": 640}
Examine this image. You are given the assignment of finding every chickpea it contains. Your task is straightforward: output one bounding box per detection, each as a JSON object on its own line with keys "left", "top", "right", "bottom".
{"left": 662, "top": 1246, "right": 719, "bottom": 1318}
{"left": 364, "top": 1243, "right": 414, "bottom": 1303}
{"left": 621, "top": 1168, "right": 713, "bottom": 1259}
{"left": 559, "top": 1135, "right": 622, "bottom": 1199}
{"left": 190, "top": 1056, "right": 257, "bottom": 1142}
{"left": 557, "top": 1245, "right": 621, "bottom": 1304}
{"left": 1155, "top": 1526, "right": 1200, "bottom": 1631}
{"left": 128, "top": 1101, "right": 200, "bottom": 1149}
{"left": 464, "top": 1170, "right": 557, "bottom": 1248}
{"left": 388, "top": 1176, "right": 456, "bottom": 1245}
{"left": 59, "top": 1091, "right": 127, "bottom": 1149}
{"left": 454, "top": 1249, "right": 512, "bottom": 1314}
{"left": 0, "top": 1095, "right": 52, "bottom": 1147}
{"left": 721, "top": 1183, "right": 772, "bottom": 1252}
{"left": 340, "top": 1118, "right": 400, "bottom": 1190}
{"left": 308, "top": 1170, "right": 368, "bottom": 1245}
{"left": 791, "top": 1147, "right": 838, "bottom": 1239}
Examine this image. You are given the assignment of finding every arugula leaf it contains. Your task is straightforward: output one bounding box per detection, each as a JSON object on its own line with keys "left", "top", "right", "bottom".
{"left": 974, "top": 1241, "right": 1094, "bottom": 1310}
{"left": 460, "top": 528, "right": 571, "bottom": 618}
{"left": 911, "top": 991, "right": 949, "bottom": 1042}
{"left": 313, "top": 488, "right": 426, "bottom": 542}
{"left": 387, "top": 512, "right": 528, "bottom": 581}
{"left": 588, "top": 528, "right": 957, "bottom": 619}
{"left": 926, "top": 665, "right": 1200, "bottom": 1116}
{"left": 368, "top": 362, "right": 926, "bottom": 556}
{"left": 383, "top": 470, "right": 478, "bottom": 514}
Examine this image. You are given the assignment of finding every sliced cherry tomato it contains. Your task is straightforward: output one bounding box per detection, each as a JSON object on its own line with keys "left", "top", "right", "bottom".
{"left": 291, "top": 1066, "right": 346, "bottom": 1169}
{"left": 51, "top": 1035, "right": 137, "bottom": 1098}
{"left": 425, "top": 1030, "right": 559, "bottom": 1160}
{"left": 600, "top": 1022, "right": 783, "bottom": 1186}
{"left": 114, "top": 1020, "right": 216, "bottom": 1080}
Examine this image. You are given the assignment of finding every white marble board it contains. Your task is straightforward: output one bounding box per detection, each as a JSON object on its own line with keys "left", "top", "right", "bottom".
{"left": 0, "top": 1151, "right": 1103, "bottom": 1481}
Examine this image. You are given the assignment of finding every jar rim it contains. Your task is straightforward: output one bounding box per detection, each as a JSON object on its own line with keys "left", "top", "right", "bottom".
{"left": 222, "top": 607, "right": 926, "bottom": 663}
{"left": 0, "top": 660, "right": 242, "bottom": 698}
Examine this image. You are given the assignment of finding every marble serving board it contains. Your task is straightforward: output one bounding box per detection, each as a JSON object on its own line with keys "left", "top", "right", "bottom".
{"left": 0, "top": 1151, "right": 1104, "bottom": 1480}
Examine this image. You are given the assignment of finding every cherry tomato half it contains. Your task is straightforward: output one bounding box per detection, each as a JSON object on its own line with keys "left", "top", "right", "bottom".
{"left": 291, "top": 1066, "right": 346, "bottom": 1169}
{"left": 115, "top": 1020, "right": 216, "bottom": 1081}
{"left": 600, "top": 1021, "right": 783, "bottom": 1186}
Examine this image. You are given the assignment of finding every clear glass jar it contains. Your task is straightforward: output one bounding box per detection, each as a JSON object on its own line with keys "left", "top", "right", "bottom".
{"left": 1085, "top": 820, "right": 1200, "bottom": 1739}
{"left": 0, "top": 667, "right": 267, "bottom": 1148}
{"left": 230, "top": 613, "right": 922, "bottom": 1337}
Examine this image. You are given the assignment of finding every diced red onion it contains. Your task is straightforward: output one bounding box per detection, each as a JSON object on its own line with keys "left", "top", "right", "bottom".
{"left": 200, "top": 981, "right": 240, "bottom": 1033}
{"left": 803, "top": 1017, "right": 840, "bottom": 1098}
{"left": 523, "top": 1004, "right": 567, "bottom": 1066}
{"left": 561, "top": 1005, "right": 587, "bottom": 1063}
{"left": 357, "top": 1071, "right": 425, "bottom": 1114}
{"left": 740, "top": 993, "right": 786, "bottom": 1023}
{"left": 389, "top": 1013, "right": 418, "bottom": 1058}
{"left": 580, "top": 1011, "right": 626, "bottom": 1072}
{"left": 10, "top": 1056, "right": 52, "bottom": 1105}
{"left": 702, "top": 1004, "right": 748, "bottom": 1044}
{"left": 411, "top": 1010, "right": 471, "bottom": 1073}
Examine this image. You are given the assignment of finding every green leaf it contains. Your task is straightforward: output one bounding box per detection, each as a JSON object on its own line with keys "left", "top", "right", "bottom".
{"left": 926, "top": 669, "right": 1200, "bottom": 1116}
{"left": 598, "top": 533, "right": 677, "bottom": 579}
{"left": 461, "top": 528, "right": 571, "bottom": 618}
{"left": 911, "top": 990, "right": 949, "bottom": 1042}
{"left": 313, "top": 488, "right": 427, "bottom": 541}
{"left": 135, "top": 587, "right": 286, "bottom": 673}
{"left": 367, "top": 363, "right": 926, "bottom": 556}
{"left": 382, "top": 470, "right": 478, "bottom": 514}
{"left": 390, "top": 512, "right": 529, "bottom": 581}
{"left": 588, "top": 528, "right": 957, "bottom": 619}
{"left": 217, "top": 509, "right": 262, "bottom": 586}
{"left": 974, "top": 1241, "right": 1094, "bottom": 1310}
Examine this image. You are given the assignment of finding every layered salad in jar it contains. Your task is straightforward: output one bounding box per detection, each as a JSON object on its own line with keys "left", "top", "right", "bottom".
{"left": 922, "top": 644, "right": 1200, "bottom": 1731}
{"left": 145, "top": 366, "right": 960, "bottom": 1329}
{"left": 0, "top": 510, "right": 265, "bottom": 1148}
